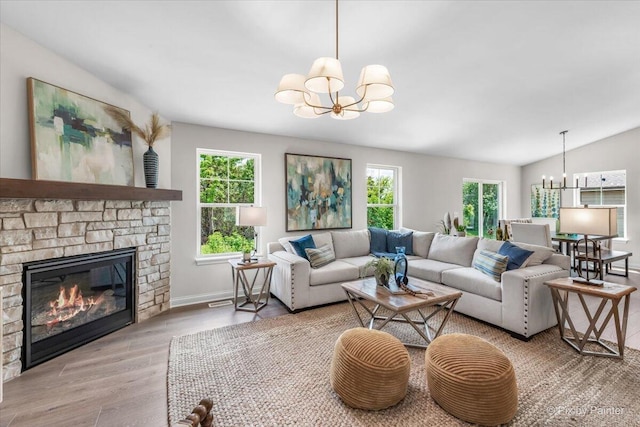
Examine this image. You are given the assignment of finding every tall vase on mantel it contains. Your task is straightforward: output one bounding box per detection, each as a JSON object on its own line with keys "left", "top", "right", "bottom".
{"left": 143, "top": 146, "right": 159, "bottom": 188}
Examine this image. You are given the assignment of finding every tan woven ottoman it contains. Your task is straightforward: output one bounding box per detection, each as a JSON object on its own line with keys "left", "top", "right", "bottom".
{"left": 425, "top": 333, "right": 518, "bottom": 425}
{"left": 330, "top": 328, "right": 410, "bottom": 410}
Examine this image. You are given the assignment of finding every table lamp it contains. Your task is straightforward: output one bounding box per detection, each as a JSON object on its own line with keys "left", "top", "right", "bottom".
{"left": 236, "top": 206, "right": 267, "bottom": 260}
{"left": 559, "top": 207, "right": 617, "bottom": 285}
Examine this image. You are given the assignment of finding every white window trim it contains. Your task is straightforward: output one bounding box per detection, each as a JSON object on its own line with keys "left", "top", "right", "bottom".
{"left": 366, "top": 164, "right": 402, "bottom": 229}
{"left": 195, "top": 148, "right": 262, "bottom": 261}
{"left": 462, "top": 178, "right": 505, "bottom": 237}
{"left": 571, "top": 169, "right": 627, "bottom": 240}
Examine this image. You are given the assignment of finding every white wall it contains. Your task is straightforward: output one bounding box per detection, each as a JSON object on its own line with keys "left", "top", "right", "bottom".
{"left": 170, "top": 122, "right": 522, "bottom": 306}
{"left": 521, "top": 127, "right": 640, "bottom": 268}
{"left": 0, "top": 24, "right": 171, "bottom": 187}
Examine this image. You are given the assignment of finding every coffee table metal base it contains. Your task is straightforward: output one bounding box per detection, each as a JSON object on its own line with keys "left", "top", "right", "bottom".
{"left": 344, "top": 290, "right": 459, "bottom": 349}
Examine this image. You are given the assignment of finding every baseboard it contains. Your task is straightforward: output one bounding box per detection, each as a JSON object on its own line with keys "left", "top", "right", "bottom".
{"left": 170, "top": 290, "right": 234, "bottom": 308}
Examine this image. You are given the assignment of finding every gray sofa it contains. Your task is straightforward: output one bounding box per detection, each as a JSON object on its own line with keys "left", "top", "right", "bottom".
{"left": 267, "top": 229, "right": 571, "bottom": 339}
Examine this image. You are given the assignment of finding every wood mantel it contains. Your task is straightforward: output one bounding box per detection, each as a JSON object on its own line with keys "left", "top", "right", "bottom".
{"left": 0, "top": 178, "right": 182, "bottom": 201}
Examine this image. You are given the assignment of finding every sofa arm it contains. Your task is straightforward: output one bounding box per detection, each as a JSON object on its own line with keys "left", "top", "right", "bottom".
{"left": 543, "top": 253, "right": 570, "bottom": 270}
{"left": 267, "top": 251, "right": 311, "bottom": 311}
{"left": 501, "top": 265, "right": 569, "bottom": 337}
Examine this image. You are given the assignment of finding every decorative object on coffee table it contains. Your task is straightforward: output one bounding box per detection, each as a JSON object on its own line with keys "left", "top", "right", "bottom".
{"left": 27, "top": 78, "right": 135, "bottom": 186}
{"left": 361, "top": 256, "right": 394, "bottom": 287}
{"left": 425, "top": 333, "right": 518, "bottom": 425}
{"left": 330, "top": 328, "right": 410, "bottom": 410}
{"left": 545, "top": 277, "right": 636, "bottom": 359}
{"left": 104, "top": 105, "right": 171, "bottom": 188}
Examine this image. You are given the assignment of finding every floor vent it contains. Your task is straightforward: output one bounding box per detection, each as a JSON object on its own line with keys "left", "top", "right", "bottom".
{"left": 208, "top": 300, "right": 233, "bottom": 308}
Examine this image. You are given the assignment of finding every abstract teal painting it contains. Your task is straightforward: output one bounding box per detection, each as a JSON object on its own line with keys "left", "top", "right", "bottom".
{"left": 531, "top": 184, "right": 560, "bottom": 219}
{"left": 27, "top": 78, "right": 134, "bottom": 185}
{"left": 286, "top": 153, "right": 352, "bottom": 231}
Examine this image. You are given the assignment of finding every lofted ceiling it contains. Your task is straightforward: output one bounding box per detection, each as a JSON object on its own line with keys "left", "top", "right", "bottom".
{"left": 1, "top": 0, "right": 639, "bottom": 166}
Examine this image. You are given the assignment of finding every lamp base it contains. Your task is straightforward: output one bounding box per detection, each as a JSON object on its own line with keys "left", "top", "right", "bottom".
{"left": 571, "top": 277, "right": 604, "bottom": 287}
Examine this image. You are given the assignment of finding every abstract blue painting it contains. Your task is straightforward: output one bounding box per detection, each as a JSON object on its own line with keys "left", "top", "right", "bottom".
{"left": 285, "top": 153, "right": 352, "bottom": 231}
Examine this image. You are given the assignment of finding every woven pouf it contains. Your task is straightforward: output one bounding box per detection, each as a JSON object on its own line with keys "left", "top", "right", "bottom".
{"left": 425, "top": 333, "right": 518, "bottom": 425}
{"left": 330, "top": 328, "right": 410, "bottom": 410}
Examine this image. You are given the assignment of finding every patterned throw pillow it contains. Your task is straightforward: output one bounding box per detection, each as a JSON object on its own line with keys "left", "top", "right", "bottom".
{"left": 305, "top": 244, "right": 336, "bottom": 269}
{"left": 473, "top": 250, "right": 509, "bottom": 282}
{"left": 498, "top": 241, "right": 534, "bottom": 270}
{"left": 290, "top": 234, "right": 316, "bottom": 260}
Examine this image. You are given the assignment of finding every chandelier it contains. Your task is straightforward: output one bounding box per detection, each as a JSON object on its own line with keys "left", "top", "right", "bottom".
{"left": 542, "top": 130, "right": 588, "bottom": 190}
{"left": 275, "top": 0, "right": 394, "bottom": 120}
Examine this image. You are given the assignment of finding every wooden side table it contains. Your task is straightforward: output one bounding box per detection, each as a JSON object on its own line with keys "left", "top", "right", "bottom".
{"left": 228, "top": 258, "right": 276, "bottom": 313}
{"left": 544, "top": 277, "right": 636, "bottom": 359}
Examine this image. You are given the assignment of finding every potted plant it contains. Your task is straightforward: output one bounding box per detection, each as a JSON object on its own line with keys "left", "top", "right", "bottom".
{"left": 454, "top": 224, "right": 467, "bottom": 237}
{"left": 240, "top": 241, "right": 254, "bottom": 262}
{"left": 362, "top": 257, "right": 395, "bottom": 287}
{"left": 104, "top": 106, "right": 171, "bottom": 188}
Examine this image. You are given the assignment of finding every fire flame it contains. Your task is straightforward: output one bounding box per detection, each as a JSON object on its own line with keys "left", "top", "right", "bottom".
{"left": 46, "top": 284, "right": 97, "bottom": 327}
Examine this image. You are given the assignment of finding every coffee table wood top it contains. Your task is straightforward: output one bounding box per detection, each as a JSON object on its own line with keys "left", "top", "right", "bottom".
{"left": 544, "top": 277, "right": 636, "bottom": 300}
{"left": 341, "top": 277, "right": 462, "bottom": 313}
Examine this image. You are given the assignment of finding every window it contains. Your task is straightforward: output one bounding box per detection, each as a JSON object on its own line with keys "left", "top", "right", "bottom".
{"left": 197, "top": 149, "right": 261, "bottom": 258}
{"left": 573, "top": 170, "right": 626, "bottom": 238}
{"left": 366, "top": 165, "right": 400, "bottom": 229}
{"left": 462, "top": 179, "right": 504, "bottom": 238}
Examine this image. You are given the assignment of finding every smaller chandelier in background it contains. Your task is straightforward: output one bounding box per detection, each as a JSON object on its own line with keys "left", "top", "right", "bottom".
{"left": 541, "top": 130, "right": 589, "bottom": 190}
{"left": 275, "top": 0, "right": 394, "bottom": 120}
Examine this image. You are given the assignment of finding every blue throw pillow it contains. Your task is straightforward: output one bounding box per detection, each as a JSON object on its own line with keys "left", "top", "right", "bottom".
{"left": 290, "top": 235, "right": 316, "bottom": 260}
{"left": 498, "top": 241, "right": 534, "bottom": 270}
{"left": 372, "top": 251, "right": 397, "bottom": 259}
{"left": 386, "top": 231, "right": 414, "bottom": 255}
{"left": 369, "top": 227, "right": 388, "bottom": 254}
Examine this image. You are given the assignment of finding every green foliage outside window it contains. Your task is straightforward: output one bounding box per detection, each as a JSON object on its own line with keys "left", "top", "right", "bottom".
{"left": 463, "top": 181, "right": 500, "bottom": 238}
{"left": 367, "top": 171, "right": 396, "bottom": 229}
{"left": 199, "top": 153, "right": 257, "bottom": 255}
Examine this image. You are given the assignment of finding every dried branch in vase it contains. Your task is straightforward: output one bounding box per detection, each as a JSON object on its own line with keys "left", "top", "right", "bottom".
{"left": 104, "top": 105, "right": 171, "bottom": 147}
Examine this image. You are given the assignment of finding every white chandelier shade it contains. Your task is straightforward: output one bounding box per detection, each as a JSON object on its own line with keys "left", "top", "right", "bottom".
{"left": 305, "top": 57, "right": 345, "bottom": 94}
{"left": 275, "top": 0, "right": 394, "bottom": 119}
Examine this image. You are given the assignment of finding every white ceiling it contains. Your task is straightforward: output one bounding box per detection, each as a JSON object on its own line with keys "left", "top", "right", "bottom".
{"left": 2, "top": 1, "right": 639, "bottom": 166}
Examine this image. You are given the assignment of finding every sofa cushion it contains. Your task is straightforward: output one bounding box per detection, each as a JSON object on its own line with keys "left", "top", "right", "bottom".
{"left": 278, "top": 237, "right": 295, "bottom": 254}
{"left": 387, "top": 231, "right": 413, "bottom": 255}
{"left": 510, "top": 242, "right": 555, "bottom": 266}
{"left": 442, "top": 267, "right": 502, "bottom": 302}
{"left": 369, "top": 227, "right": 388, "bottom": 253}
{"left": 331, "top": 230, "right": 371, "bottom": 259}
{"left": 312, "top": 232, "right": 334, "bottom": 252}
{"left": 290, "top": 234, "right": 316, "bottom": 260}
{"left": 306, "top": 244, "right": 336, "bottom": 269}
{"left": 408, "top": 258, "right": 464, "bottom": 283}
{"left": 372, "top": 251, "right": 397, "bottom": 259}
{"left": 309, "top": 260, "right": 360, "bottom": 286}
{"left": 428, "top": 234, "right": 479, "bottom": 267}
{"left": 341, "top": 255, "right": 377, "bottom": 276}
{"left": 410, "top": 231, "right": 436, "bottom": 258}
{"left": 498, "top": 241, "right": 533, "bottom": 270}
{"left": 473, "top": 250, "right": 509, "bottom": 282}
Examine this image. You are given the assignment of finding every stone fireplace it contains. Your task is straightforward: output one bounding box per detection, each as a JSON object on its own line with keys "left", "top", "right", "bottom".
{"left": 0, "top": 184, "right": 179, "bottom": 381}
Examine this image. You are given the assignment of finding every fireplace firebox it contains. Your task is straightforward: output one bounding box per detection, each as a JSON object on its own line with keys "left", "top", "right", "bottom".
{"left": 23, "top": 248, "right": 135, "bottom": 370}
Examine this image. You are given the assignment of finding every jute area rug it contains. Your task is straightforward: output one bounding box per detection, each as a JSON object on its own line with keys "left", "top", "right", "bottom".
{"left": 167, "top": 303, "right": 639, "bottom": 426}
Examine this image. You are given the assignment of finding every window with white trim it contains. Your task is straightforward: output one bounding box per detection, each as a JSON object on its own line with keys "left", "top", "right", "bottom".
{"left": 573, "top": 170, "right": 626, "bottom": 239}
{"left": 462, "top": 179, "right": 505, "bottom": 238}
{"left": 366, "top": 165, "right": 400, "bottom": 229}
{"left": 197, "top": 149, "right": 261, "bottom": 257}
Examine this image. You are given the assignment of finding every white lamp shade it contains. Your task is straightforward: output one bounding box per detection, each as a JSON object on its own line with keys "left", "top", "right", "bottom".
{"left": 331, "top": 96, "right": 360, "bottom": 120}
{"left": 355, "top": 65, "right": 394, "bottom": 100}
{"left": 275, "top": 74, "right": 311, "bottom": 105}
{"left": 293, "top": 92, "right": 322, "bottom": 119}
{"left": 305, "top": 57, "right": 345, "bottom": 93}
{"left": 362, "top": 96, "right": 394, "bottom": 113}
{"left": 559, "top": 207, "right": 617, "bottom": 236}
{"left": 236, "top": 206, "right": 267, "bottom": 227}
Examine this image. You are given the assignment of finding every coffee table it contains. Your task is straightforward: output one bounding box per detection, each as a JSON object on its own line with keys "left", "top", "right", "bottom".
{"left": 341, "top": 277, "right": 462, "bottom": 348}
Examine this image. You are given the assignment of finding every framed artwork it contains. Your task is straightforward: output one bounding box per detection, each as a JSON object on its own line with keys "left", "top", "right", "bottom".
{"left": 27, "top": 78, "right": 134, "bottom": 186}
{"left": 285, "top": 153, "right": 352, "bottom": 231}
{"left": 531, "top": 184, "right": 560, "bottom": 219}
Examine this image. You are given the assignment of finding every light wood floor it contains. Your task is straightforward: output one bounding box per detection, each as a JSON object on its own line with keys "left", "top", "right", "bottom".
{"left": 1, "top": 270, "right": 638, "bottom": 427}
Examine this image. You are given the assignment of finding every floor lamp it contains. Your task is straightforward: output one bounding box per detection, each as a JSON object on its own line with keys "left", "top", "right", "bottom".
{"left": 559, "top": 207, "right": 617, "bottom": 285}
{"left": 236, "top": 206, "right": 268, "bottom": 261}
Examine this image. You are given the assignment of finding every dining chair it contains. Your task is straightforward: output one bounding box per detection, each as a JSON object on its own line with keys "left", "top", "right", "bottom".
{"left": 510, "top": 223, "right": 553, "bottom": 248}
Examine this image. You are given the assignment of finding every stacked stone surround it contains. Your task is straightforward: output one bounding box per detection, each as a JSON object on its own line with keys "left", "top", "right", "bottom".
{"left": 0, "top": 198, "right": 171, "bottom": 381}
